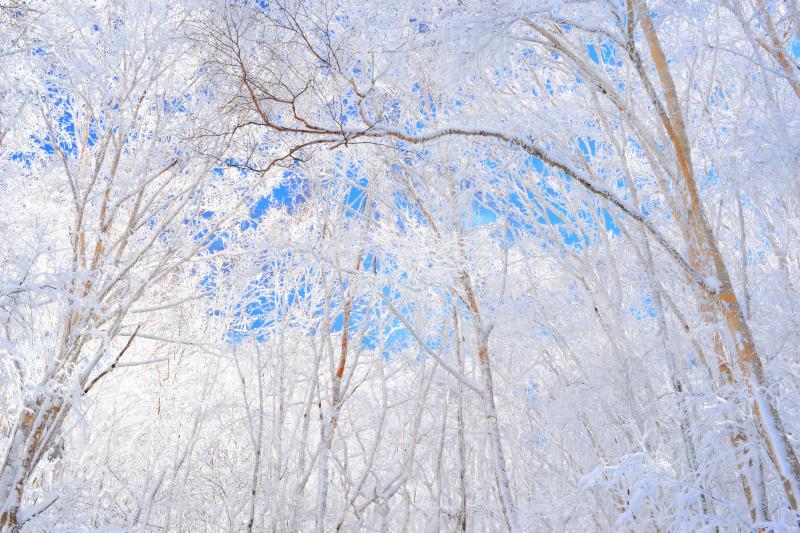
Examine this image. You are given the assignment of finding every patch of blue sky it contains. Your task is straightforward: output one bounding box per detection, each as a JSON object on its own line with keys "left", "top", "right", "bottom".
{"left": 339, "top": 89, "right": 361, "bottom": 125}
{"left": 708, "top": 84, "right": 730, "bottom": 111}
{"left": 524, "top": 154, "right": 546, "bottom": 174}
{"left": 602, "top": 208, "right": 619, "bottom": 234}
{"left": 55, "top": 107, "right": 78, "bottom": 156}
{"left": 384, "top": 99, "right": 402, "bottom": 124}
{"left": 360, "top": 249, "right": 391, "bottom": 274}
{"left": 225, "top": 255, "right": 432, "bottom": 361}
{"left": 162, "top": 95, "right": 188, "bottom": 114}
{"left": 623, "top": 135, "right": 647, "bottom": 161}
{"left": 339, "top": 275, "right": 439, "bottom": 355}
{"left": 403, "top": 84, "right": 442, "bottom": 132}
{"left": 321, "top": 294, "right": 406, "bottom": 354}
{"left": 527, "top": 379, "right": 540, "bottom": 404}
{"left": 641, "top": 293, "right": 657, "bottom": 318}
{"left": 629, "top": 292, "right": 657, "bottom": 321}
{"left": 482, "top": 189, "right": 571, "bottom": 246}
{"left": 199, "top": 264, "right": 219, "bottom": 297}
{"left": 576, "top": 197, "right": 620, "bottom": 233}
{"left": 470, "top": 197, "right": 498, "bottom": 227}
{"left": 685, "top": 351, "right": 702, "bottom": 370}
{"left": 545, "top": 78, "right": 554, "bottom": 97}
{"left": 490, "top": 168, "right": 621, "bottom": 249}
{"left": 577, "top": 137, "right": 598, "bottom": 162}
{"left": 182, "top": 203, "right": 229, "bottom": 255}
{"left": 246, "top": 170, "right": 308, "bottom": 227}
{"left": 586, "top": 41, "right": 622, "bottom": 67}
{"left": 227, "top": 265, "right": 313, "bottom": 338}
{"left": 25, "top": 85, "right": 107, "bottom": 162}
{"left": 696, "top": 167, "right": 721, "bottom": 195}
{"left": 378, "top": 323, "right": 412, "bottom": 357}
{"left": 586, "top": 43, "right": 600, "bottom": 64}
{"left": 737, "top": 189, "right": 755, "bottom": 213}
{"left": 351, "top": 58, "right": 363, "bottom": 77}
{"left": 391, "top": 191, "right": 411, "bottom": 233}
{"left": 344, "top": 176, "right": 369, "bottom": 217}
{"left": 193, "top": 223, "right": 227, "bottom": 254}
{"left": 9, "top": 150, "right": 36, "bottom": 168}
{"left": 418, "top": 91, "right": 438, "bottom": 121}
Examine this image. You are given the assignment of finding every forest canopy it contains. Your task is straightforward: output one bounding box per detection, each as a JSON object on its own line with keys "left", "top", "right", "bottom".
{"left": 1, "top": 0, "right": 800, "bottom": 530}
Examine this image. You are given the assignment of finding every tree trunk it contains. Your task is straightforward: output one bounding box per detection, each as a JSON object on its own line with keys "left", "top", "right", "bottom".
{"left": 0, "top": 397, "right": 61, "bottom": 530}
{"left": 639, "top": 3, "right": 800, "bottom": 512}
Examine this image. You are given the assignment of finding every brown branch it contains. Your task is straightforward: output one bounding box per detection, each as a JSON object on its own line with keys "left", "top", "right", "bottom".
{"left": 83, "top": 324, "right": 143, "bottom": 394}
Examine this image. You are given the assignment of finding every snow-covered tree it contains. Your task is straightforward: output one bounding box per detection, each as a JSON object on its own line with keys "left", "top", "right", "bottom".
{"left": 2, "top": 0, "right": 800, "bottom": 530}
